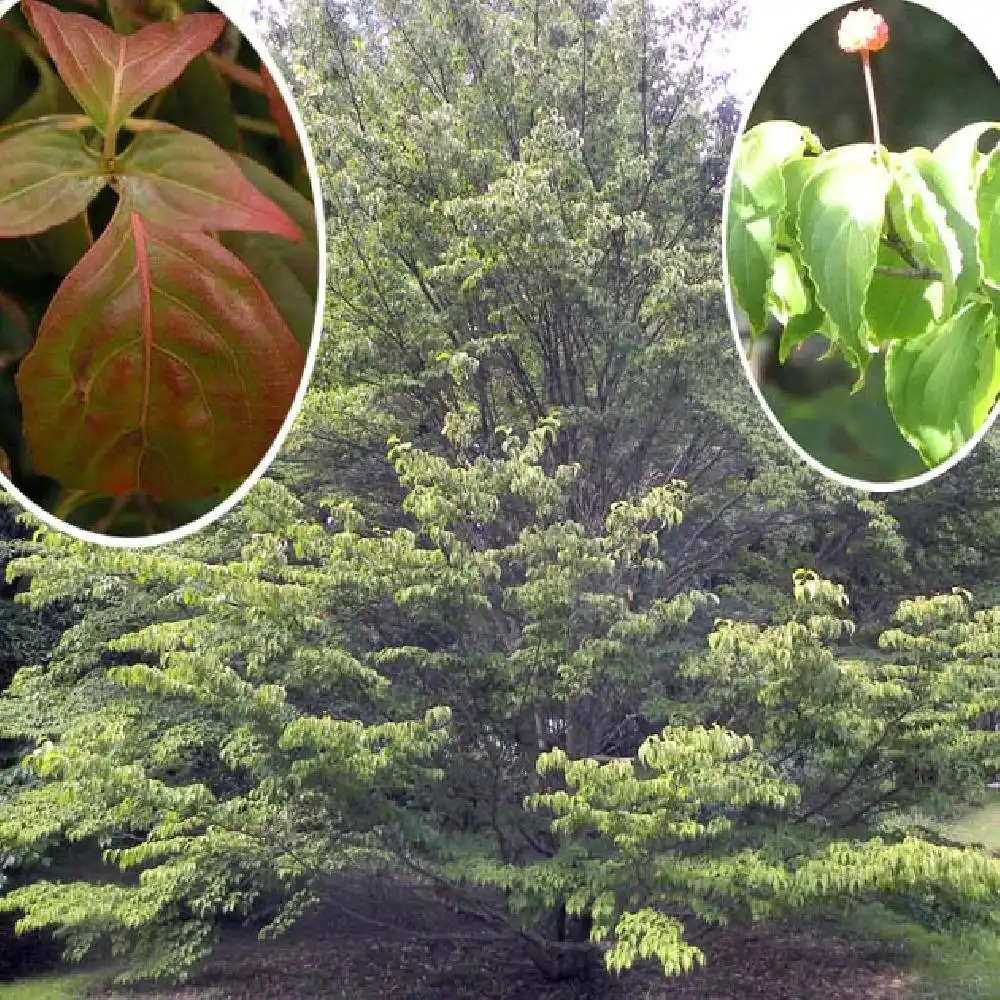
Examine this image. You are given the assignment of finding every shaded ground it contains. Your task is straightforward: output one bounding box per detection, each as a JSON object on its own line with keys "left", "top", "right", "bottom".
{"left": 0, "top": 912, "right": 62, "bottom": 981}
{"left": 85, "top": 877, "right": 910, "bottom": 1000}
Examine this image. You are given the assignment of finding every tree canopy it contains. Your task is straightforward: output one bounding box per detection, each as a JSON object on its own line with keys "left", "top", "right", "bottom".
{"left": 0, "top": 0, "right": 998, "bottom": 988}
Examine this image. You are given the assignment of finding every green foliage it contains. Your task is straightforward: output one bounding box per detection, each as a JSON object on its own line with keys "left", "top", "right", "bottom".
{"left": 688, "top": 580, "right": 1000, "bottom": 822}
{"left": 0, "top": 0, "right": 997, "bottom": 989}
{"left": 729, "top": 117, "right": 1000, "bottom": 474}
{"left": 885, "top": 301, "right": 997, "bottom": 468}
{"left": 497, "top": 569, "right": 999, "bottom": 977}
{"left": 0, "top": 479, "right": 452, "bottom": 982}
{"left": 2, "top": 435, "right": 998, "bottom": 982}
{"left": 274, "top": 0, "right": 894, "bottom": 604}
{"left": 726, "top": 121, "right": 822, "bottom": 336}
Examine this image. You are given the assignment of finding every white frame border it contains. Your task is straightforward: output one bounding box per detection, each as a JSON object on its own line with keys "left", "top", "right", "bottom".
{"left": 721, "top": 0, "right": 1000, "bottom": 493}
{"left": 0, "top": 0, "right": 328, "bottom": 546}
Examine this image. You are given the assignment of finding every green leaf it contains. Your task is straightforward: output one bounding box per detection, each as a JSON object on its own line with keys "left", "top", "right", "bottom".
{"left": 765, "top": 252, "right": 824, "bottom": 363}
{"left": 778, "top": 156, "right": 820, "bottom": 246}
{"left": 885, "top": 300, "right": 998, "bottom": 467}
{"left": 0, "top": 212, "right": 94, "bottom": 284}
{"left": 117, "top": 129, "right": 302, "bottom": 239}
{"left": 926, "top": 123, "right": 1000, "bottom": 303}
{"left": 219, "top": 156, "right": 319, "bottom": 349}
{"left": 229, "top": 155, "right": 319, "bottom": 294}
{"left": 726, "top": 121, "right": 821, "bottom": 335}
{"left": 766, "top": 252, "right": 808, "bottom": 323}
{"left": 933, "top": 122, "right": 1000, "bottom": 223}
{"left": 0, "top": 122, "right": 104, "bottom": 237}
{"left": 154, "top": 54, "right": 242, "bottom": 153}
{"left": 779, "top": 304, "right": 827, "bottom": 367}
{"left": 887, "top": 152, "right": 962, "bottom": 320}
{"left": 5, "top": 50, "right": 81, "bottom": 126}
{"left": 865, "top": 243, "right": 940, "bottom": 346}
{"left": 0, "top": 291, "right": 33, "bottom": 368}
{"left": 796, "top": 144, "right": 891, "bottom": 371}
{"left": 15, "top": 203, "right": 306, "bottom": 501}
{"left": 0, "top": 35, "right": 27, "bottom": 122}
{"left": 29, "top": 213, "right": 95, "bottom": 278}
{"left": 967, "top": 320, "right": 1000, "bottom": 430}
{"left": 222, "top": 233, "right": 317, "bottom": 350}
{"left": 975, "top": 141, "right": 1000, "bottom": 295}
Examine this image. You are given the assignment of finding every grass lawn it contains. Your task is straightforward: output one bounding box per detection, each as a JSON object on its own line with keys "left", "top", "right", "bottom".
{"left": 847, "top": 907, "right": 1000, "bottom": 1000}
{"left": 847, "top": 788, "right": 1000, "bottom": 1000}
{"left": 0, "top": 971, "right": 110, "bottom": 1000}
{"left": 942, "top": 790, "right": 1000, "bottom": 850}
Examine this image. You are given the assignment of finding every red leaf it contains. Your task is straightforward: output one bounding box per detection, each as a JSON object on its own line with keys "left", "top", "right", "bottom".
{"left": 23, "top": 0, "right": 226, "bottom": 139}
{"left": 117, "top": 129, "right": 302, "bottom": 239}
{"left": 221, "top": 155, "right": 320, "bottom": 348}
{"left": 0, "top": 122, "right": 105, "bottom": 237}
{"left": 16, "top": 203, "right": 305, "bottom": 501}
{"left": 261, "top": 63, "right": 300, "bottom": 150}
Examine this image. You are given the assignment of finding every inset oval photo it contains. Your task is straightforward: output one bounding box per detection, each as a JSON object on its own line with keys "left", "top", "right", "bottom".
{"left": 0, "top": 0, "right": 323, "bottom": 541}
{"left": 724, "top": 1, "right": 1000, "bottom": 489}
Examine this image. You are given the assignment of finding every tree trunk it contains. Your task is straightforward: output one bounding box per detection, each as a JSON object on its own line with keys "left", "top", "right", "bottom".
{"left": 525, "top": 902, "right": 596, "bottom": 980}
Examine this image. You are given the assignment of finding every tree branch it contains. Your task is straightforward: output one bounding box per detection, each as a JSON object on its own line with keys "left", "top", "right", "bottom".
{"left": 875, "top": 263, "right": 942, "bottom": 281}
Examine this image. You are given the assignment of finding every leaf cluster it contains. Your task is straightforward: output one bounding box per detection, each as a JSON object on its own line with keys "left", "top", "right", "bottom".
{"left": 729, "top": 119, "right": 1000, "bottom": 471}
{"left": 0, "top": 0, "right": 317, "bottom": 534}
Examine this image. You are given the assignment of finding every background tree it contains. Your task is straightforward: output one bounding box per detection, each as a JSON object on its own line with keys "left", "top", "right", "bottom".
{"left": 271, "top": 0, "right": 905, "bottom": 596}
{"left": 0, "top": 0, "right": 998, "bottom": 989}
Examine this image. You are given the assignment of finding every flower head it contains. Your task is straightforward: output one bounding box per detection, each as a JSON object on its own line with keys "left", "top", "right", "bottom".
{"left": 838, "top": 8, "right": 889, "bottom": 53}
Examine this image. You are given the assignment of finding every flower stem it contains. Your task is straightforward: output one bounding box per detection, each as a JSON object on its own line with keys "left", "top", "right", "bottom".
{"left": 861, "top": 51, "right": 881, "bottom": 148}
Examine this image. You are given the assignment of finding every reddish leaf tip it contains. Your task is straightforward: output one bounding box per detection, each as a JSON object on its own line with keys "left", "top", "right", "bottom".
{"left": 117, "top": 130, "right": 306, "bottom": 241}
{"left": 21, "top": 1, "right": 230, "bottom": 137}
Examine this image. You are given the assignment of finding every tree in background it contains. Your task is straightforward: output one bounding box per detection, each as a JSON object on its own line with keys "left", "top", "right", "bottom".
{"left": 0, "top": 0, "right": 998, "bottom": 988}
{"left": 0, "top": 441, "right": 997, "bottom": 982}
{"left": 270, "top": 0, "right": 904, "bottom": 597}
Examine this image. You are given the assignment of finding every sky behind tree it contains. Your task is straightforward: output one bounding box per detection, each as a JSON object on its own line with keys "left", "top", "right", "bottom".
{"left": 226, "top": 0, "right": 999, "bottom": 120}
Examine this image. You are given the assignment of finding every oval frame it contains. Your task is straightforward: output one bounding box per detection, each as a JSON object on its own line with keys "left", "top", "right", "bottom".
{"left": 722, "top": 0, "right": 1000, "bottom": 493}
{"left": 0, "top": 0, "right": 327, "bottom": 546}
